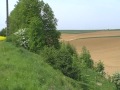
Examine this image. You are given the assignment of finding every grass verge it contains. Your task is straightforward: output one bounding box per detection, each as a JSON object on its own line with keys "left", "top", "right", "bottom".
{"left": 0, "top": 41, "right": 83, "bottom": 90}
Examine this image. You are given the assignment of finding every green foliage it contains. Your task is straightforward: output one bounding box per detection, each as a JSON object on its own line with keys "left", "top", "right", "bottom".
{"left": 44, "top": 30, "right": 60, "bottom": 49}
{"left": 40, "top": 46, "right": 57, "bottom": 66}
{"left": 9, "top": 0, "right": 42, "bottom": 34}
{"left": 80, "top": 46, "right": 94, "bottom": 68}
{"left": 41, "top": 43, "right": 81, "bottom": 81}
{"left": 40, "top": 43, "right": 117, "bottom": 90}
{"left": 0, "top": 41, "right": 84, "bottom": 90}
{"left": 56, "top": 45, "right": 81, "bottom": 80}
{"left": 58, "top": 43, "right": 80, "bottom": 80}
{"left": 28, "top": 17, "right": 45, "bottom": 52}
{"left": 6, "top": 34, "right": 15, "bottom": 42}
{"left": 42, "top": 3, "right": 60, "bottom": 48}
{"left": 0, "top": 28, "right": 6, "bottom": 36}
{"left": 6, "top": 28, "right": 29, "bottom": 49}
{"left": 9, "top": 0, "right": 60, "bottom": 51}
{"left": 63, "top": 43, "right": 77, "bottom": 56}
{"left": 95, "top": 60, "right": 105, "bottom": 75}
{"left": 0, "top": 41, "right": 117, "bottom": 90}
{"left": 80, "top": 68, "right": 116, "bottom": 90}
{"left": 112, "top": 73, "right": 120, "bottom": 90}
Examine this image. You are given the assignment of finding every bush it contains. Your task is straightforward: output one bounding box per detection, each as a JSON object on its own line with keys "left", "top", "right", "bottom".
{"left": 79, "top": 46, "right": 94, "bottom": 68}
{"left": 28, "top": 17, "right": 45, "bottom": 52}
{"left": 40, "top": 46, "right": 57, "bottom": 66}
{"left": 95, "top": 60, "right": 105, "bottom": 75}
{"left": 0, "top": 28, "right": 6, "bottom": 36}
{"left": 57, "top": 46, "right": 81, "bottom": 80}
{"left": 14, "top": 28, "right": 29, "bottom": 49}
{"left": 7, "top": 28, "right": 29, "bottom": 49}
{"left": 112, "top": 73, "right": 120, "bottom": 90}
{"left": 41, "top": 43, "right": 81, "bottom": 81}
{"left": 61, "top": 42, "right": 77, "bottom": 56}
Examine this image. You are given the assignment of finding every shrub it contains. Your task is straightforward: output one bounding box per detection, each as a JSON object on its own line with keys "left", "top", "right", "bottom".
{"left": 95, "top": 60, "right": 105, "bottom": 75}
{"left": 28, "top": 17, "right": 45, "bottom": 52}
{"left": 79, "top": 46, "right": 94, "bottom": 68}
{"left": 0, "top": 28, "right": 6, "bottom": 36}
{"left": 7, "top": 28, "right": 29, "bottom": 49}
{"left": 6, "top": 34, "right": 16, "bottom": 42}
{"left": 61, "top": 42, "right": 77, "bottom": 56}
{"left": 112, "top": 73, "right": 120, "bottom": 90}
{"left": 56, "top": 46, "right": 80, "bottom": 80}
{"left": 41, "top": 43, "right": 81, "bottom": 81}
{"left": 40, "top": 46, "right": 57, "bottom": 66}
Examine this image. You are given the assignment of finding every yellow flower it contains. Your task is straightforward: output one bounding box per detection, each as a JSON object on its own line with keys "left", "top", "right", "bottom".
{"left": 0, "top": 36, "right": 6, "bottom": 41}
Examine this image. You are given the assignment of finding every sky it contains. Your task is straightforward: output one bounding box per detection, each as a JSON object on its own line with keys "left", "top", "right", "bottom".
{"left": 0, "top": 0, "right": 120, "bottom": 30}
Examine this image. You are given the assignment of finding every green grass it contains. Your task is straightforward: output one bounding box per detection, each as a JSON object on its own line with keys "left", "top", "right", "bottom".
{"left": 80, "top": 68, "right": 116, "bottom": 90}
{"left": 0, "top": 41, "right": 83, "bottom": 90}
{"left": 0, "top": 41, "right": 116, "bottom": 90}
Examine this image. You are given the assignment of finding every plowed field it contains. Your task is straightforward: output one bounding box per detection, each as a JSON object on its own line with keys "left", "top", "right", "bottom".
{"left": 61, "top": 31, "right": 120, "bottom": 75}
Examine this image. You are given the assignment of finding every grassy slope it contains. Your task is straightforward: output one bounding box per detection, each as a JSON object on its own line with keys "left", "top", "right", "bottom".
{"left": 0, "top": 41, "right": 83, "bottom": 90}
{"left": 81, "top": 68, "right": 116, "bottom": 90}
{"left": 0, "top": 41, "right": 116, "bottom": 90}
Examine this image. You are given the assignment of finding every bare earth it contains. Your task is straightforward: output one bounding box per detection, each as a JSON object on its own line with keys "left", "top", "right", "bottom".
{"left": 61, "top": 31, "right": 120, "bottom": 75}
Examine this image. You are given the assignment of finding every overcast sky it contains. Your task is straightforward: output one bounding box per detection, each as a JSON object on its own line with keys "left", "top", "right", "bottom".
{"left": 0, "top": 0, "right": 120, "bottom": 31}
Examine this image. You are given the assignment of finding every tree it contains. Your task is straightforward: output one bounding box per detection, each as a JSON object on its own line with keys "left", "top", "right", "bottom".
{"left": 95, "top": 60, "right": 105, "bottom": 75}
{"left": 9, "top": 0, "right": 60, "bottom": 51}
{"left": 0, "top": 28, "right": 6, "bottom": 36}
{"left": 9, "top": 0, "right": 42, "bottom": 34}
{"left": 41, "top": 3, "right": 60, "bottom": 48}
{"left": 28, "top": 17, "right": 45, "bottom": 52}
{"left": 80, "top": 47, "right": 94, "bottom": 68}
{"left": 41, "top": 44, "right": 81, "bottom": 81}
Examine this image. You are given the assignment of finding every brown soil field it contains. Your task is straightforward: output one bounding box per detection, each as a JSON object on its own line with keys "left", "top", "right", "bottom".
{"left": 60, "top": 30, "right": 120, "bottom": 41}
{"left": 61, "top": 31, "right": 120, "bottom": 75}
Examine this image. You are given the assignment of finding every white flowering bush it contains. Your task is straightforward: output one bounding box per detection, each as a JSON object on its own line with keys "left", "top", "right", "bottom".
{"left": 14, "top": 28, "right": 29, "bottom": 49}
